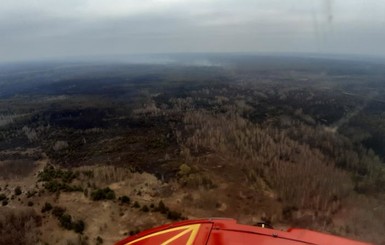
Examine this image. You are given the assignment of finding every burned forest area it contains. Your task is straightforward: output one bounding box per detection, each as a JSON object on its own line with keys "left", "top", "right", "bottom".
{"left": 1, "top": 55, "right": 385, "bottom": 244}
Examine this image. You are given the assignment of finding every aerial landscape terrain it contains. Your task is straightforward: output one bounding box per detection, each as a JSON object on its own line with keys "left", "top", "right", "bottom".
{"left": 1, "top": 54, "right": 385, "bottom": 244}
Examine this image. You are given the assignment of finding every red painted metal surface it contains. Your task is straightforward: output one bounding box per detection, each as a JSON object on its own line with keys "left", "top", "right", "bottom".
{"left": 115, "top": 218, "right": 372, "bottom": 245}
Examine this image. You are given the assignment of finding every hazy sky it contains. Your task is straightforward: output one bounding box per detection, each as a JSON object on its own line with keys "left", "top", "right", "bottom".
{"left": 1, "top": 0, "right": 384, "bottom": 62}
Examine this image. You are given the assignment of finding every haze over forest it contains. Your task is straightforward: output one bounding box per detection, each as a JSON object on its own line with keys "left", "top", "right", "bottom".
{"left": 1, "top": 54, "right": 385, "bottom": 244}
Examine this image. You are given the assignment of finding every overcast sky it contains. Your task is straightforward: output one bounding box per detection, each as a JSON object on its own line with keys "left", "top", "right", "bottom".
{"left": 1, "top": 0, "right": 384, "bottom": 62}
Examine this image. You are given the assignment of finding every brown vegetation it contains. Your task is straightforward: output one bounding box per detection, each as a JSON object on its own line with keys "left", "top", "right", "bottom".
{"left": 175, "top": 108, "right": 385, "bottom": 241}
{"left": 0, "top": 160, "right": 36, "bottom": 179}
{"left": 0, "top": 207, "right": 41, "bottom": 245}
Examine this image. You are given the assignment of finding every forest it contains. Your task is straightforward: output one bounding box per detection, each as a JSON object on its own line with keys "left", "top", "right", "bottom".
{"left": 0, "top": 54, "right": 385, "bottom": 244}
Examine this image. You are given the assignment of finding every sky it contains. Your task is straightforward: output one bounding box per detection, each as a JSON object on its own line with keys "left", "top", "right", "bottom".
{"left": 0, "top": 0, "right": 385, "bottom": 62}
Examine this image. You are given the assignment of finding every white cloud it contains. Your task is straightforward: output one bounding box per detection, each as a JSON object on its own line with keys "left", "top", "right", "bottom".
{"left": 0, "top": 0, "right": 385, "bottom": 61}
